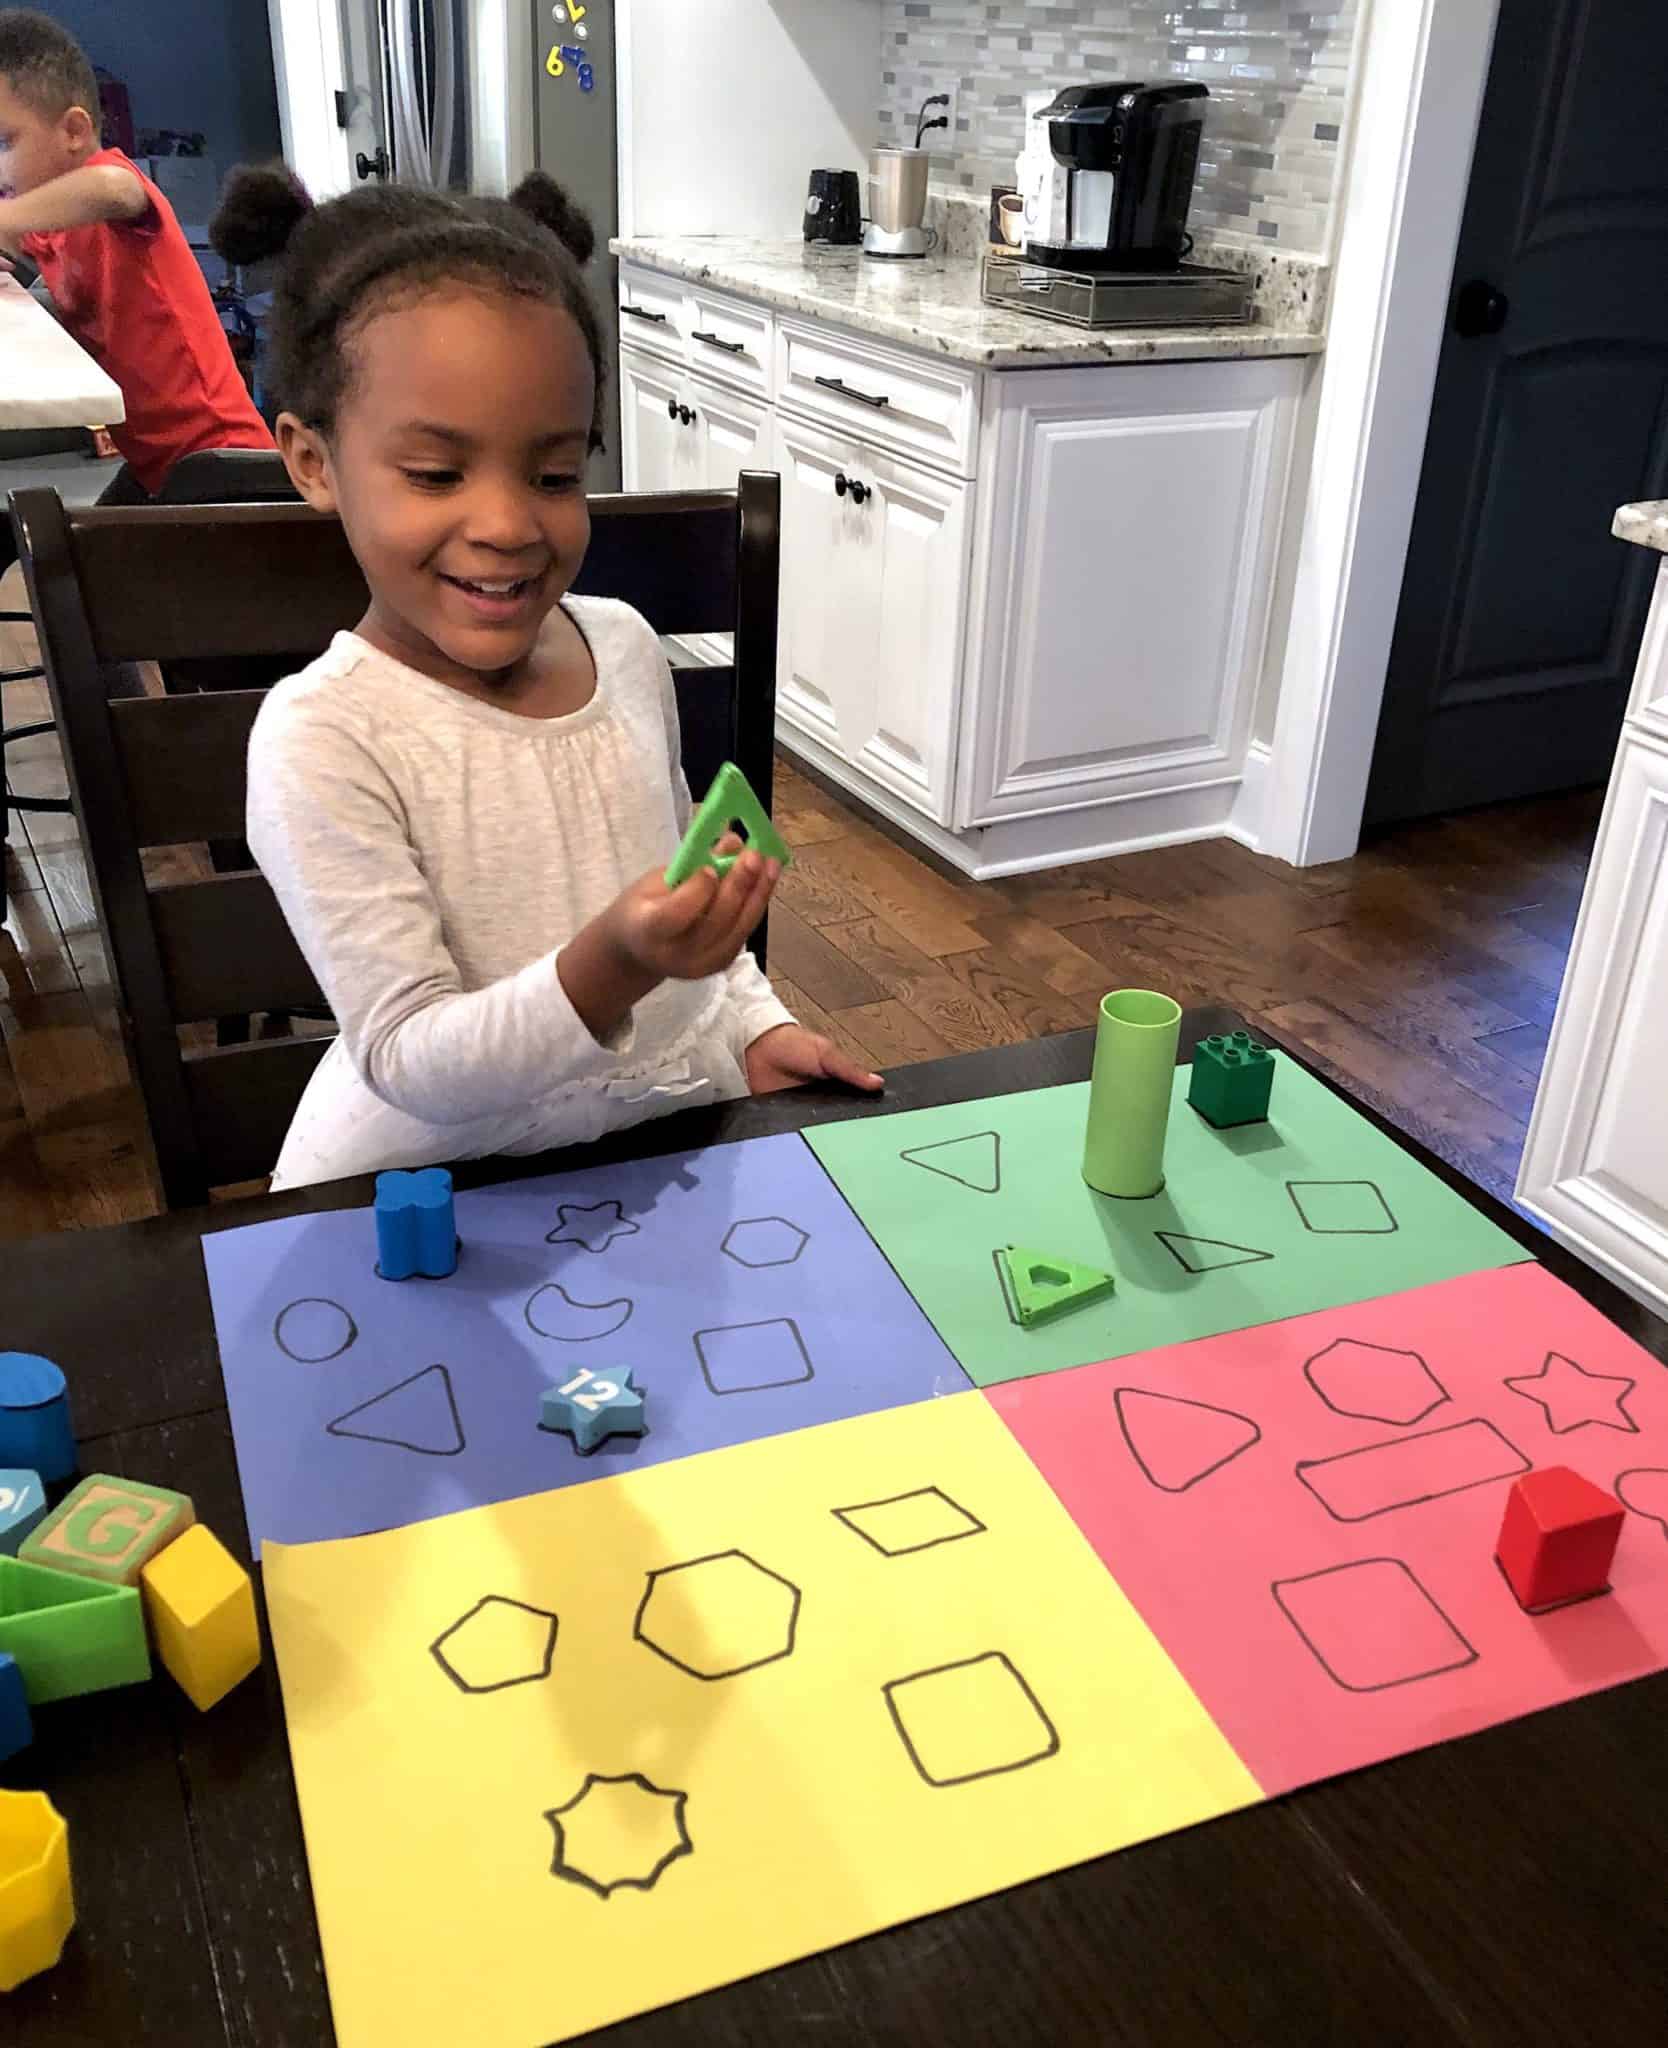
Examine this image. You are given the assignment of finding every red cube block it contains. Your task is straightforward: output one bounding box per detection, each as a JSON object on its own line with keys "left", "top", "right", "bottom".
{"left": 1496, "top": 1466, "right": 1624, "bottom": 1612}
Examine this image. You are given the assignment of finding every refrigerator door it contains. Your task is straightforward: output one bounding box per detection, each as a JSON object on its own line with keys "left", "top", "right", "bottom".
{"left": 533, "top": 0, "right": 621, "bottom": 488}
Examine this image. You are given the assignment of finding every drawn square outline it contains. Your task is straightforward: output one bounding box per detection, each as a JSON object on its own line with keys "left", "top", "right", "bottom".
{"left": 1286, "top": 1180, "right": 1399, "bottom": 1235}
{"left": 1272, "top": 1558, "right": 1479, "bottom": 1693}
{"left": 831, "top": 1486, "right": 987, "bottom": 1557}
{"left": 693, "top": 1318, "right": 815, "bottom": 1396}
{"left": 883, "top": 1650, "right": 1060, "bottom": 1786}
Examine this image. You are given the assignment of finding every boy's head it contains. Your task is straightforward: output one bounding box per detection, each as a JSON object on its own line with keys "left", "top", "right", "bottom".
{"left": 0, "top": 10, "right": 100, "bottom": 199}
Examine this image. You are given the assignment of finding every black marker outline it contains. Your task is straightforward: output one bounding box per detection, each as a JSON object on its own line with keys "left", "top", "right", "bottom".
{"left": 1285, "top": 1180, "right": 1399, "bottom": 1235}
{"left": 694, "top": 1317, "right": 815, "bottom": 1396}
{"left": 1615, "top": 1467, "right": 1668, "bottom": 1535}
{"left": 1154, "top": 1232, "right": 1275, "bottom": 1275}
{"left": 1505, "top": 1350, "right": 1639, "bottom": 1436}
{"left": 545, "top": 1772, "right": 692, "bottom": 1899}
{"left": 325, "top": 1363, "right": 465, "bottom": 1456}
{"left": 273, "top": 1296, "right": 359, "bottom": 1364}
{"left": 1113, "top": 1387, "right": 1262, "bottom": 1493}
{"left": 831, "top": 1485, "right": 987, "bottom": 1557}
{"left": 1273, "top": 1557, "right": 1479, "bottom": 1692}
{"left": 524, "top": 1281, "right": 634, "bottom": 1343}
{"left": 899, "top": 1130, "right": 1002, "bottom": 1195}
{"left": 1303, "top": 1336, "right": 1449, "bottom": 1426}
{"left": 545, "top": 1199, "right": 641, "bottom": 1253}
{"left": 883, "top": 1650, "right": 1060, "bottom": 1787}
{"left": 633, "top": 1549, "right": 801, "bottom": 1679}
{"left": 429, "top": 1595, "right": 558, "bottom": 1693}
{"left": 1295, "top": 1416, "right": 1528, "bottom": 1523}
{"left": 720, "top": 1217, "right": 811, "bottom": 1269}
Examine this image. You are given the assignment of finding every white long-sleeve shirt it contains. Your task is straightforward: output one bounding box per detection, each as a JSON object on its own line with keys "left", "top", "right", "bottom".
{"left": 246, "top": 596, "right": 794, "bottom": 1190}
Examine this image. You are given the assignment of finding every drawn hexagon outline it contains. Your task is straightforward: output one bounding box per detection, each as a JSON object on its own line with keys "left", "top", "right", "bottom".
{"left": 429, "top": 1594, "right": 559, "bottom": 1693}
{"left": 633, "top": 1548, "right": 801, "bottom": 1680}
{"left": 545, "top": 1772, "right": 692, "bottom": 1898}
{"left": 720, "top": 1217, "right": 810, "bottom": 1269}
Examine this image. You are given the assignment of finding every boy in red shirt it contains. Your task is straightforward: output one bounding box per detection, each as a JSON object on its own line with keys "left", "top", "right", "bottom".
{"left": 0, "top": 9, "right": 274, "bottom": 496}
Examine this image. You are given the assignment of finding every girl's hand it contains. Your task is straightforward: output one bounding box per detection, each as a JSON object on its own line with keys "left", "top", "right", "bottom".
{"left": 608, "top": 844, "right": 780, "bottom": 983}
{"left": 745, "top": 1023, "right": 883, "bottom": 1096}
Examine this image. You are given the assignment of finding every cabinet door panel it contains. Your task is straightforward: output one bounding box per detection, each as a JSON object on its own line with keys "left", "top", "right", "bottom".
{"left": 858, "top": 455, "right": 969, "bottom": 821}
{"left": 619, "top": 348, "right": 686, "bottom": 495}
{"left": 1519, "top": 727, "right": 1668, "bottom": 1316}
{"left": 775, "top": 414, "right": 877, "bottom": 766}
{"left": 690, "top": 375, "right": 773, "bottom": 493}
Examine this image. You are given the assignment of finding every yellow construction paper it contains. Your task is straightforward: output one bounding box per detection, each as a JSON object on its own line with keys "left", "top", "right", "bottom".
{"left": 265, "top": 1393, "right": 1260, "bottom": 2047}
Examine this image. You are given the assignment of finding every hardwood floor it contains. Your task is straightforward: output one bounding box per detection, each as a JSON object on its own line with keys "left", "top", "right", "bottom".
{"left": 2, "top": 556, "right": 1603, "bottom": 1239}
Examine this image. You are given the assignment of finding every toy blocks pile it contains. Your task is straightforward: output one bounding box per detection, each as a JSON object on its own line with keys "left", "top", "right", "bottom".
{"left": 1, "top": 1350, "right": 263, "bottom": 1991}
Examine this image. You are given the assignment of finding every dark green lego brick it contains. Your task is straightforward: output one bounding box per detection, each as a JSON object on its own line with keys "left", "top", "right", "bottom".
{"left": 1188, "top": 1031, "right": 1275, "bottom": 1128}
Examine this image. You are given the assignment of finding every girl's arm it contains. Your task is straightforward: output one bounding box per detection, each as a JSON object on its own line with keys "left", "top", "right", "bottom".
{"left": 248, "top": 702, "right": 651, "bottom": 1126}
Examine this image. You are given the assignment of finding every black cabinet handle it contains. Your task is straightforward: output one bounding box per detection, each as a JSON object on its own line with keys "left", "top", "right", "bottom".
{"left": 834, "top": 471, "right": 847, "bottom": 497}
{"left": 623, "top": 303, "right": 669, "bottom": 325}
{"left": 850, "top": 480, "right": 870, "bottom": 506}
{"left": 678, "top": 404, "right": 696, "bottom": 426}
{"left": 667, "top": 398, "right": 679, "bottom": 420}
{"left": 692, "top": 329, "right": 746, "bottom": 355}
{"left": 815, "top": 374, "right": 890, "bottom": 410}
{"left": 1454, "top": 280, "right": 1509, "bottom": 338}
{"left": 355, "top": 147, "right": 390, "bottom": 181}
{"left": 834, "top": 473, "right": 870, "bottom": 505}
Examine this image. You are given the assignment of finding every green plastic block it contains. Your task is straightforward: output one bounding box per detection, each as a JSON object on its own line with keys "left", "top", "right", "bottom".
{"left": 996, "top": 1245, "right": 1116, "bottom": 1328}
{"left": 1188, "top": 1031, "right": 1276, "bottom": 1129}
{"left": 0, "top": 1555, "right": 151, "bottom": 1705}
{"left": 665, "top": 762, "right": 792, "bottom": 889}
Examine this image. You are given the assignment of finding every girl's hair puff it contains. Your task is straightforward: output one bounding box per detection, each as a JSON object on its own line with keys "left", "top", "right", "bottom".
{"left": 209, "top": 166, "right": 606, "bottom": 448}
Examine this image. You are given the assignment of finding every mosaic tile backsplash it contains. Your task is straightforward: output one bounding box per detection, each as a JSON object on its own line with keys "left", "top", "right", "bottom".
{"left": 877, "top": 2, "right": 1363, "bottom": 254}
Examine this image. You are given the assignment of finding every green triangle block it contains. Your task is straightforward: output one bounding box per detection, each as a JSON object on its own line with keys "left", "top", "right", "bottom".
{"left": 997, "top": 1245, "right": 1117, "bottom": 1328}
{"left": 665, "top": 762, "right": 793, "bottom": 889}
{"left": 0, "top": 1553, "right": 151, "bottom": 1704}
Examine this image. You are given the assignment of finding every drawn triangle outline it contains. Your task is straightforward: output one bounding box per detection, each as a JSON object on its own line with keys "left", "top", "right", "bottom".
{"left": 1113, "top": 1387, "right": 1262, "bottom": 1492}
{"left": 1154, "top": 1230, "right": 1275, "bottom": 1274}
{"left": 899, "top": 1129, "right": 1001, "bottom": 1194}
{"left": 326, "top": 1362, "right": 466, "bottom": 1456}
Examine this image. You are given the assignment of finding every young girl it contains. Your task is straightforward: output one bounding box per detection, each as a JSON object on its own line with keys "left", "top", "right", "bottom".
{"left": 209, "top": 166, "right": 881, "bottom": 1191}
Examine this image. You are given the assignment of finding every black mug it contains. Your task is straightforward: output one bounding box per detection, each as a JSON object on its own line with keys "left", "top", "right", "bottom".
{"left": 804, "top": 168, "right": 862, "bottom": 245}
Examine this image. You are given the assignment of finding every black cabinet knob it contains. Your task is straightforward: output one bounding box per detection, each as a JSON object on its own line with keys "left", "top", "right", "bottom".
{"left": 677, "top": 404, "right": 695, "bottom": 425}
{"left": 355, "top": 147, "right": 390, "bottom": 181}
{"left": 667, "top": 398, "right": 678, "bottom": 420}
{"left": 850, "top": 479, "right": 870, "bottom": 506}
{"left": 834, "top": 471, "right": 848, "bottom": 497}
{"left": 1454, "top": 279, "right": 1509, "bottom": 338}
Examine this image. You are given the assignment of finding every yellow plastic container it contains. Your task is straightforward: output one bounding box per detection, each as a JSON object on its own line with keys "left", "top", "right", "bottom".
{"left": 0, "top": 1788, "right": 74, "bottom": 1992}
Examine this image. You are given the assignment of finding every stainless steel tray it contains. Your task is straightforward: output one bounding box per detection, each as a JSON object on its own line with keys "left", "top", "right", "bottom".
{"left": 981, "top": 255, "right": 1254, "bottom": 329}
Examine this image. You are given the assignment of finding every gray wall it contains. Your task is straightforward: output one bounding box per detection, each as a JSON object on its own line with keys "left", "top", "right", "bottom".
{"left": 51, "top": 0, "right": 283, "bottom": 170}
{"left": 878, "top": 1, "right": 1364, "bottom": 254}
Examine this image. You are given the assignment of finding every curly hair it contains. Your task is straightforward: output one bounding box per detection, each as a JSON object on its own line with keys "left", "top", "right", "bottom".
{"left": 209, "top": 167, "right": 606, "bottom": 448}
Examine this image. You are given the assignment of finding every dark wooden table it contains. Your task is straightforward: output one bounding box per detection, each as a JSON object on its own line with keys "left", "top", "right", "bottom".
{"left": 6, "top": 1011, "right": 1667, "bottom": 2048}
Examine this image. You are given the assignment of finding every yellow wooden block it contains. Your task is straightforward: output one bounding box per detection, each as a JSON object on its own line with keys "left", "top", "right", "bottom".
{"left": 0, "top": 1788, "right": 74, "bottom": 1992}
{"left": 139, "top": 1524, "right": 259, "bottom": 1712}
{"left": 19, "top": 1472, "right": 194, "bottom": 1587}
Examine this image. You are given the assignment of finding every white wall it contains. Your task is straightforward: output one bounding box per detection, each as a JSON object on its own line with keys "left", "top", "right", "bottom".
{"left": 620, "top": 0, "right": 883, "bottom": 238}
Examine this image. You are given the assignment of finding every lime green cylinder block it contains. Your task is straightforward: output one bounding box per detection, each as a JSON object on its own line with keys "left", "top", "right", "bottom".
{"left": 1081, "top": 989, "right": 1182, "bottom": 1199}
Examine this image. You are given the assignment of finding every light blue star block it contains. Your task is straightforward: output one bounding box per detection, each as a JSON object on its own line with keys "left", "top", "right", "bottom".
{"left": 0, "top": 1470, "right": 46, "bottom": 1556}
{"left": 375, "top": 1168, "right": 457, "bottom": 1280}
{"left": 539, "top": 1367, "right": 647, "bottom": 1455}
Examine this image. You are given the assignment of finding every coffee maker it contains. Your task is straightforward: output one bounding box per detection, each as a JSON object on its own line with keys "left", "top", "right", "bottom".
{"left": 1019, "top": 82, "right": 1208, "bottom": 271}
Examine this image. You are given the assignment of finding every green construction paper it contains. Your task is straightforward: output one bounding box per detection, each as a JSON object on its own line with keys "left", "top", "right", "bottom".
{"left": 0, "top": 1554, "right": 151, "bottom": 1704}
{"left": 665, "top": 763, "right": 793, "bottom": 889}
{"left": 806, "top": 1062, "right": 1531, "bottom": 1387}
{"left": 998, "top": 1246, "right": 1117, "bottom": 1327}
{"left": 1082, "top": 990, "right": 1182, "bottom": 1197}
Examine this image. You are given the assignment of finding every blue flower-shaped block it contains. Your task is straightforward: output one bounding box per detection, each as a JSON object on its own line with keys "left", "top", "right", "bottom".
{"left": 539, "top": 1367, "right": 647, "bottom": 1455}
{"left": 375, "top": 1168, "right": 458, "bottom": 1281}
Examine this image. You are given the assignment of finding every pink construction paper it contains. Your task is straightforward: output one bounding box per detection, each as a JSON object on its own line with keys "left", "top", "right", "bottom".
{"left": 988, "top": 1263, "right": 1668, "bottom": 1795}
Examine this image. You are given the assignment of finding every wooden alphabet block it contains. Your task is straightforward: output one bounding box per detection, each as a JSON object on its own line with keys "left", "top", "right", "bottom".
{"left": 19, "top": 1472, "right": 194, "bottom": 1587}
{"left": 140, "top": 1523, "right": 260, "bottom": 1711}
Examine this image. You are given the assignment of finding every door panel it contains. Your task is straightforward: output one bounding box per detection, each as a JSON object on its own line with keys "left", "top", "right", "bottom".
{"left": 618, "top": 349, "right": 686, "bottom": 496}
{"left": 774, "top": 414, "right": 877, "bottom": 765}
{"left": 1367, "top": 0, "right": 1668, "bottom": 824}
{"left": 690, "top": 377, "right": 772, "bottom": 494}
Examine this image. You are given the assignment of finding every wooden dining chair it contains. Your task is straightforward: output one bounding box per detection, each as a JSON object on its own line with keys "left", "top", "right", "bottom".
{"left": 10, "top": 472, "right": 782, "bottom": 1209}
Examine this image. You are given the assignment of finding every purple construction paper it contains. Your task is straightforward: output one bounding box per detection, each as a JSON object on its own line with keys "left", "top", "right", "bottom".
{"left": 202, "top": 1132, "right": 969, "bottom": 1549}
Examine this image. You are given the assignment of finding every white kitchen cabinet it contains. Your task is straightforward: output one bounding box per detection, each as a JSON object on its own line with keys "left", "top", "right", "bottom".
{"left": 620, "top": 347, "right": 771, "bottom": 500}
{"left": 774, "top": 411, "right": 970, "bottom": 824}
{"left": 1520, "top": 549, "right": 1668, "bottom": 1319}
{"left": 959, "top": 358, "right": 1298, "bottom": 830}
{"left": 691, "top": 373, "right": 773, "bottom": 492}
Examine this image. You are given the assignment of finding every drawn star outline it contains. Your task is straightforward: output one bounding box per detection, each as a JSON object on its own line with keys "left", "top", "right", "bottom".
{"left": 547, "top": 1199, "right": 640, "bottom": 1253}
{"left": 1505, "top": 1350, "right": 1638, "bottom": 1436}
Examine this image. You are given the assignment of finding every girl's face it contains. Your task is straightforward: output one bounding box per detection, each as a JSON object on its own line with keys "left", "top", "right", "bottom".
{"left": 279, "top": 288, "right": 596, "bottom": 688}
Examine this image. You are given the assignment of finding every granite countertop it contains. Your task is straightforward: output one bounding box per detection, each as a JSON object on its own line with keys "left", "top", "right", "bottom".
{"left": 611, "top": 236, "right": 1326, "bottom": 372}
{"left": 1615, "top": 501, "right": 1668, "bottom": 555}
